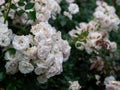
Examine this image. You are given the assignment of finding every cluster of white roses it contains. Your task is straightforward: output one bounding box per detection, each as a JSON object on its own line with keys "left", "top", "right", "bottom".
{"left": 0, "top": 0, "right": 71, "bottom": 83}
{"left": 31, "top": 0, "right": 61, "bottom": 22}
{"left": 69, "top": 1, "right": 120, "bottom": 54}
{"left": 4, "top": 21, "right": 71, "bottom": 83}
{"left": 0, "top": 12, "right": 13, "bottom": 47}
{"left": 63, "top": 0, "right": 79, "bottom": 20}
{"left": 2, "top": 0, "right": 61, "bottom": 24}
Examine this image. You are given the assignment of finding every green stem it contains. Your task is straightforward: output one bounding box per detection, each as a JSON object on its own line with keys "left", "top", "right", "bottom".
{"left": 4, "top": 0, "right": 12, "bottom": 24}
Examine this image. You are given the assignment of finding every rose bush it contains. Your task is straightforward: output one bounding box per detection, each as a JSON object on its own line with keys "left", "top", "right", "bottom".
{"left": 0, "top": 0, "right": 120, "bottom": 90}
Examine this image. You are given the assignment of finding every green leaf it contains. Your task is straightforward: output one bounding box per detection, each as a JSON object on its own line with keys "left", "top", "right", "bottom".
{"left": 17, "top": 9, "right": 25, "bottom": 16}
{"left": 0, "top": 72, "right": 5, "bottom": 81}
{"left": 6, "top": 84, "right": 17, "bottom": 90}
{"left": 77, "top": 31, "right": 88, "bottom": 41}
{"left": 10, "top": 4, "right": 17, "bottom": 9}
{"left": 7, "top": 48, "right": 16, "bottom": 55}
{"left": 27, "top": 11, "right": 36, "bottom": 21}
{"left": 88, "top": 87, "right": 93, "bottom": 90}
{"left": 25, "top": 3, "right": 34, "bottom": 10}
{"left": 18, "top": 1, "right": 25, "bottom": 6}
{"left": 60, "top": 20, "right": 66, "bottom": 27}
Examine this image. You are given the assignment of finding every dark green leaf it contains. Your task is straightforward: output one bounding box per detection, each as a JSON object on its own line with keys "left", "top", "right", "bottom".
{"left": 27, "top": 11, "right": 36, "bottom": 21}
{"left": 18, "top": 1, "right": 25, "bottom": 6}
{"left": 7, "top": 48, "right": 16, "bottom": 55}
{"left": 0, "top": 72, "right": 5, "bottom": 81}
{"left": 10, "top": 4, "right": 17, "bottom": 9}
{"left": 17, "top": 9, "right": 25, "bottom": 16}
{"left": 25, "top": 3, "right": 34, "bottom": 10}
{"left": 88, "top": 87, "right": 93, "bottom": 90}
{"left": 6, "top": 84, "right": 17, "bottom": 90}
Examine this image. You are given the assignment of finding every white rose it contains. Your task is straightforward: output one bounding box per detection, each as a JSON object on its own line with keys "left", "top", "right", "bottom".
{"left": 0, "top": 23, "right": 9, "bottom": 34}
{"left": 37, "top": 46, "right": 51, "bottom": 60}
{"left": 23, "top": 46, "right": 37, "bottom": 59}
{"left": 37, "top": 75, "right": 47, "bottom": 84}
{"left": 34, "top": 64, "right": 47, "bottom": 75}
{"left": 36, "top": 13, "right": 47, "bottom": 22}
{"left": 93, "top": 11, "right": 105, "bottom": 19}
{"left": 104, "top": 76, "right": 116, "bottom": 85}
{"left": 68, "top": 3, "right": 79, "bottom": 14}
{"left": 0, "top": 34, "right": 11, "bottom": 47}
{"left": 12, "top": 35, "right": 30, "bottom": 50}
{"left": 5, "top": 51, "right": 18, "bottom": 61}
{"left": 5, "top": 60, "right": 18, "bottom": 75}
{"left": 69, "top": 81, "right": 81, "bottom": 90}
{"left": 19, "top": 61, "right": 34, "bottom": 74}
{"left": 87, "top": 32, "right": 102, "bottom": 40}
{"left": 46, "top": 60, "right": 63, "bottom": 78}
{"left": 110, "top": 42, "right": 117, "bottom": 52}
{"left": 18, "top": 53, "right": 30, "bottom": 62}
{"left": 64, "top": 11, "right": 72, "bottom": 20}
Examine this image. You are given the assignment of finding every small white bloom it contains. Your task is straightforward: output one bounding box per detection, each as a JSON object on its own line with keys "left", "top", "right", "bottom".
{"left": 63, "top": 11, "right": 72, "bottom": 20}
{"left": 87, "top": 32, "right": 102, "bottom": 40}
{"left": 110, "top": 42, "right": 117, "bottom": 52}
{"left": 95, "top": 74, "right": 101, "bottom": 85}
{"left": 37, "top": 46, "right": 51, "bottom": 60}
{"left": 5, "top": 51, "right": 18, "bottom": 61}
{"left": 69, "top": 81, "right": 81, "bottom": 90}
{"left": 46, "top": 60, "right": 63, "bottom": 78}
{"left": 95, "top": 74, "right": 101, "bottom": 80}
{"left": 5, "top": 60, "right": 18, "bottom": 75}
{"left": 104, "top": 76, "right": 116, "bottom": 85}
{"left": 19, "top": 61, "right": 34, "bottom": 74}
{"left": 93, "top": 11, "right": 105, "bottom": 19}
{"left": 36, "top": 13, "right": 47, "bottom": 22}
{"left": 18, "top": 53, "right": 30, "bottom": 62}
{"left": 12, "top": 35, "right": 30, "bottom": 50}
{"left": 37, "top": 75, "right": 47, "bottom": 84}
{"left": 68, "top": 3, "right": 79, "bottom": 14}
{"left": 0, "top": 23, "right": 9, "bottom": 34}
{"left": 31, "top": 22, "right": 56, "bottom": 36}
{"left": 0, "top": 34, "right": 11, "bottom": 47}
{"left": 23, "top": 46, "right": 37, "bottom": 59}
{"left": 34, "top": 64, "right": 47, "bottom": 75}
